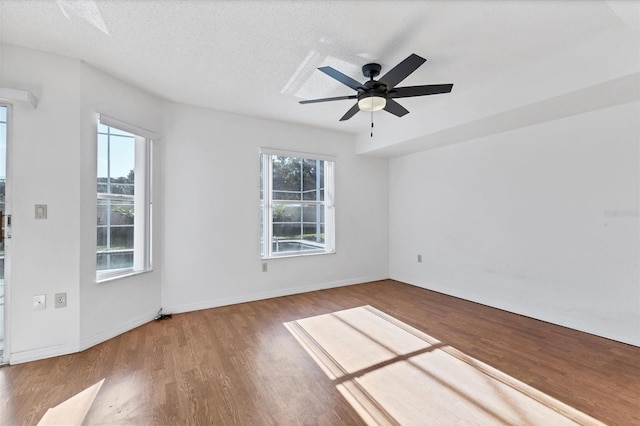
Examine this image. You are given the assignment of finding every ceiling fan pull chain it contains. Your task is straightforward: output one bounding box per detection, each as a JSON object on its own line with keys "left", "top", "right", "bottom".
{"left": 370, "top": 110, "right": 374, "bottom": 138}
{"left": 371, "top": 109, "right": 374, "bottom": 137}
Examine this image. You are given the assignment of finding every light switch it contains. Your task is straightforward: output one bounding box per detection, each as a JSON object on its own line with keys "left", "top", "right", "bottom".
{"left": 35, "top": 204, "right": 47, "bottom": 220}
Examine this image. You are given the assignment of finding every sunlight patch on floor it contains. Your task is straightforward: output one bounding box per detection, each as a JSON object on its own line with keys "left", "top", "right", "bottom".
{"left": 285, "top": 306, "right": 604, "bottom": 426}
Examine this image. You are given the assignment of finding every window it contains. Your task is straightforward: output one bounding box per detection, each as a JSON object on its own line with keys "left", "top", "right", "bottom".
{"left": 261, "top": 149, "right": 335, "bottom": 258}
{"left": 97, "top": 116, "right": 152, "bottom": 280}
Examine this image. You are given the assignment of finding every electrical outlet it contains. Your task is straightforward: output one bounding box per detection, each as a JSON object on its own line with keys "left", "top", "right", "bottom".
{"left": 417, "top": 254, "right": 422, "bottom": 263}
{"left": 262, "top": 262, "right": 268, "bottom": 272}
{"left": 55, "top": 292, "right": 67, "bottom": 308}
{"left": 33, "top": 294, "right": 46, "bottom": 311}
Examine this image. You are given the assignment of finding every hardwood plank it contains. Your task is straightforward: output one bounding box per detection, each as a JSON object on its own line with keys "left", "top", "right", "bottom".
{"left": 0, "top": 280, "right": 638, "bottom": 425}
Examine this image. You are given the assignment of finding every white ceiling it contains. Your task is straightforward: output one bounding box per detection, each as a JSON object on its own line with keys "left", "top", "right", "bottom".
{"left": 0, "top": 0, "right": 638, "bottom": 156}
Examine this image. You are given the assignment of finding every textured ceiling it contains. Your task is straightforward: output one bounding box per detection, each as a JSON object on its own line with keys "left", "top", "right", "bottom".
{"left": 0, "top": 0, "right": 638, "bottom": 155}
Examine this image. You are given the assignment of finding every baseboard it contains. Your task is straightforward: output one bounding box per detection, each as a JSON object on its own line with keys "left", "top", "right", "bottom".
{"left": 8, "top": 277, "right": 385, "bottom": 365}
{"left": 9, "top": 341, "right": 80, "bottom": 365}
{"left": 79, "top": 310, "right": 158, "bottom": 351}
{"left": 9, "top": 311, "right": 158, "bottom": 365}
{"left": 164, "top": 276, "right": 385, "bottom": 314}
{"left": 392, "top": 274, "right": 640, "bottom": 347}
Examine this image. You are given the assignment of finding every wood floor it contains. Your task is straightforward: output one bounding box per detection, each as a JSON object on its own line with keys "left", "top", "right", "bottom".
{"left": 1, "top": 280, "right": 638, "bottom": 425}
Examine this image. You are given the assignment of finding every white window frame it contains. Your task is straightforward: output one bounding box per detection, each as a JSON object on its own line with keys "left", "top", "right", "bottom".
{"left": 96, "top": 114, "right": 153, "bottom": 281}
{"left": 261, "top": 148, "right": 335, "bottom": 259}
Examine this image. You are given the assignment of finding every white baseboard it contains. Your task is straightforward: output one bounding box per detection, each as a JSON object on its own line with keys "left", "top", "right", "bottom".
{"left": 392, "top": 274, "right": 640, "bottom": 347}
{"left": 10, "top": 341, "right": 80, "bottom": 365}
{"left": 9, "top": 311, "right": 158, "bottom": 365}
{"left": 79, "top": 310, "right": 158, "bottom": 351}
{"left": 7, "top": 277, "right": 386, "bottom": 365}
{"left": 164, "top": 276, "right": 385, "bottom": 314}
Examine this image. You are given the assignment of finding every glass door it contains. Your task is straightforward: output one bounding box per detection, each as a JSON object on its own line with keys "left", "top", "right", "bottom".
{"left": 0, "top": 105, "right": 7, "bottom": 362}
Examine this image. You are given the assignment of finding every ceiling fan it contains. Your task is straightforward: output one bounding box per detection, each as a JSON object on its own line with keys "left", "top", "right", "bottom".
{"left": 300, "top": 53, "right": 453, "bottom": 121}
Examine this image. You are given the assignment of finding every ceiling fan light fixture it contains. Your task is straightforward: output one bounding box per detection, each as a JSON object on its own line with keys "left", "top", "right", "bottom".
{"left": 300, "top": 54, "right": 453, "bottom": 121}
{"left": 358, "top": 94, "right": 386, "bottom": 112}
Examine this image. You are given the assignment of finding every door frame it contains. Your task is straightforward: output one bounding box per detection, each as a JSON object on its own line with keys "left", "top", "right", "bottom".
{"left": 0, "top": 102, "right": 13, "bottom": 365}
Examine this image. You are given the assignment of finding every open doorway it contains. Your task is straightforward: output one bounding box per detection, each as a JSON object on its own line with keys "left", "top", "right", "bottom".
{"left": 0, "top": 104, "right": 8, "bottom": 362}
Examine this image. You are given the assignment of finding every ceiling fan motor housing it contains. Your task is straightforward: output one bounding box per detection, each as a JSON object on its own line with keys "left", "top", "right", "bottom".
{"left": 357, "top": 90, "right": 387, "bottom": 102}
{"left": 362, "top": 63, "right": 382, "bottom": 80}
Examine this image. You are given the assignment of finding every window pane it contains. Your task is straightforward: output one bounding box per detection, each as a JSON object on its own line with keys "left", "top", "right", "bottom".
{"left": 96, "top": 253, "right": 108, "bottom": 270}
{"left": 109, "top": 183, "right": 134, "bottom": 196}
{"left": 273, "top": 191, "right": 300, "bottom": 201}
{"left": 273, "top": 223, "right": 301, "bottom": 240}
{"left": 97, "top": 199, "right": 134, "bottom": 227}
{"left": 272, "top": 203, "right": 302, "bottom": 223}
{"left": 110, "top": 226, "right": 134, "bottom": 250}
{"left": 272, "top": 156, "right": 301, "bottom": 192}
{"left": 97, "top": 252, "right": 133, "bottom": 271}
{"left": 272, "top": 240, "right": 320, "bottom": 254}
{"left": 109, "top": 135, "right": 135, "bottom": 183}
{"left": 303, "top": 189, "right": 318, "bottom": 201}
{"left": 303, "top": 158, "right": 320, "bottom": 192}
{"left": 97, "top": 227, "right": 107, "bottom": 249}
{"left": 109, "top": 252, "right": 133, "bottom": 269}
{"left": 260, "top": 158, "right": 264, "bottom": 202}
{"left": 97, "top": 199, "right": 109, "bottom": 226}
{"left": 110, "top": 201, "right": 135, "bottom": 225}
{"left": 302, "top": 205, "right": 323, "bottom": 222}
{"left": 302, "top": 225, "right": 324, "bottom": 243}
{"left": 97, "top": 134, "right": 108, "bottom": 181}
{"left": 0, "top": 123, "right": 6, "bottom": 181}
{"left": 98, "top": 122, "right": 109, "bottom": 134}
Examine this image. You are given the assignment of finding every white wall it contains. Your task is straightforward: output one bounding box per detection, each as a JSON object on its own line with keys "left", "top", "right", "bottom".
{"left": 2, "top": 44, "right": 387, "bottom": 364}
{"left": 389, "top": 101, "right": 640, "bottom": 345}
{"left": 160, "top": 103, "right": 389, "bottom": 313}
{"left": 78, "top": 63, "right": 163, "bottom": 350}
{"left": 2, "top": 45, "right": 165, "bottom": 363}
{"left": 2, "top": 45, "right": 83, "bottom": 361}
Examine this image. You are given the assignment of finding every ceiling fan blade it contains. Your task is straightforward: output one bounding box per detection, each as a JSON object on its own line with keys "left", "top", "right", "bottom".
{"left": 383, "top": 99, "right": 410, "bottom": 117}
{"left": 379, "top": 54, "right": 427, "bottom": 89}
{"left": 299, "top": 95, "right": 358, "bottom": 104}
{"left": 318, "top": 66, "right": 364, "bottom": 91}
{"left": 339, "top": 103, "right": 361, "bottom": 121}
{"left": 390, "top": 84, "right": 453, "bottom": 98}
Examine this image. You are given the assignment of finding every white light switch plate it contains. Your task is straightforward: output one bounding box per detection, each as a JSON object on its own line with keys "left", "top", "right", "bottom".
{"left": 35, "top": 204, "right": 47, "bottom": 220}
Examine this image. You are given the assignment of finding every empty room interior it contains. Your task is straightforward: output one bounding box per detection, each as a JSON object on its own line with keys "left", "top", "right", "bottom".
{"left": 0, "top": 1, "right": 638, "bottom": 425}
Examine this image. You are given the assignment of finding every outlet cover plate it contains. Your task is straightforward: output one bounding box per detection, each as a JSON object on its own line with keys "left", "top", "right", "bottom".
{"left": 33, "top": 294, "right": 46, "bottom": 311}
{"left": 55, "top": 292, "right": 67, "bottom": 308}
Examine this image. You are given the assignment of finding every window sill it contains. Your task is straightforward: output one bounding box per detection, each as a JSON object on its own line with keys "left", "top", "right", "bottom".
{"left": 97, "top": 268, "right": 153, "bottom": 284}
{"left": 261, "top": 250, "right": 335, "bottom": 260}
